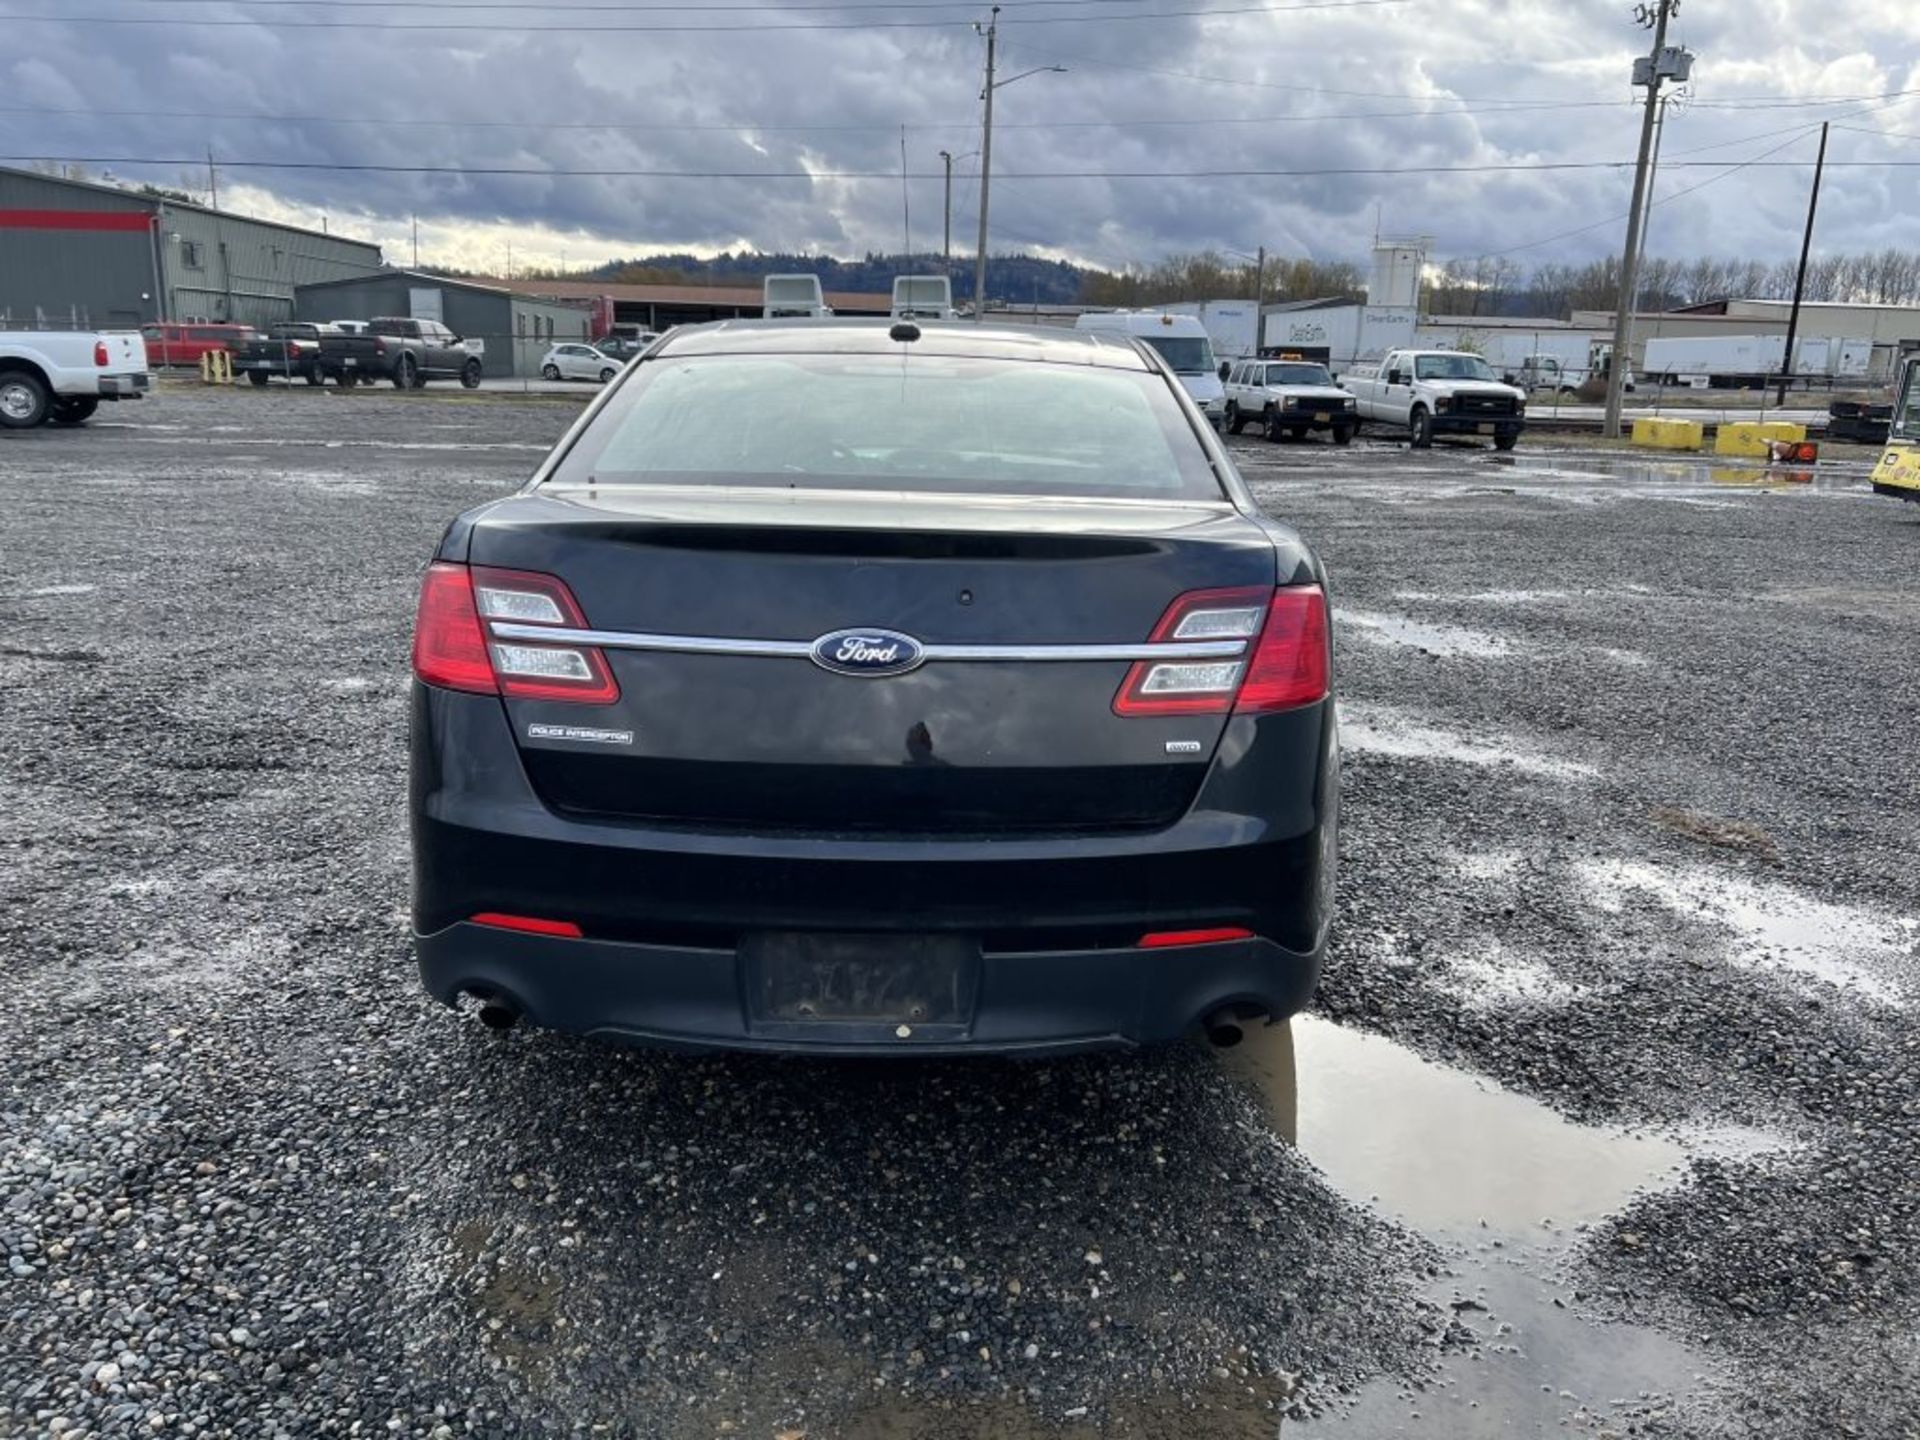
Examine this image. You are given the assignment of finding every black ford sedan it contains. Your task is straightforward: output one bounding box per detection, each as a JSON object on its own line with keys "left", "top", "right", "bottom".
{"left": 409, "top": 320, "right": 1337, "bottom": 1055}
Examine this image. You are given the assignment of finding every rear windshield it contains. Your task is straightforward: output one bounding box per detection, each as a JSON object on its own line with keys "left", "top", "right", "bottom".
{"left": 545, "top": 353, "right": 1222, "bottom": 500}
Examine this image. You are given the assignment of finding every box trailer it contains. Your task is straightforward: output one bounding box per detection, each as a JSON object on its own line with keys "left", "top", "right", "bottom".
{"left": 891, "top": 276, "right": 955, "bottom": 320}
{"left": 1643, "top": 333, "right": 1872, "bottom": 388}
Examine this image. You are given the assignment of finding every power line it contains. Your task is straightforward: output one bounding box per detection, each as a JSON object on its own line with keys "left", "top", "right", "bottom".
{"left": 6, "top": 153, "right": 1904, "bottom": 179}
{"left": 0, "top": 0, "right": 1414, "bottom": 29}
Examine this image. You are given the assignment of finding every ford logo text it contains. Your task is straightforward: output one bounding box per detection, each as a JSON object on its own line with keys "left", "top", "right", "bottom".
{"left": 810, "top": 628, "right": 926, "bottom": 678}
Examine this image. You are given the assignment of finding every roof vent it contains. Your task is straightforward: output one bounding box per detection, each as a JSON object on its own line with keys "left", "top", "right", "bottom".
{"left": 889, "top": 321, "right": 922, "bottom": 343}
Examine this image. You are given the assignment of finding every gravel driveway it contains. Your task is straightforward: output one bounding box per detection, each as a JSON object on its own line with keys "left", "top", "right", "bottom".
{"left": 3, "top": 387, "right": 1915, "bottom": 1439}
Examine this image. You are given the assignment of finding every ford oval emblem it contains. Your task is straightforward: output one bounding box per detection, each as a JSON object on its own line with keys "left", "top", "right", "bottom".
{"left": 810, "top": 627, "right": 926, "bottom": 678}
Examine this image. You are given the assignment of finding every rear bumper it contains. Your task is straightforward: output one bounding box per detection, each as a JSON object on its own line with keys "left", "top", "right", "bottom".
{"left": 96, "top": 373, "right": 150, "bottom": 398}
{"left": 410, "top": 684, "right": 1336, "bottom": 1054}
{"left": 417, "top": 923, "right": 1318, "bottom": 1056}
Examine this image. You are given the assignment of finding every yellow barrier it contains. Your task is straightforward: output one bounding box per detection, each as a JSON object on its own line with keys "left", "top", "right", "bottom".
{"left": 1714, "top": 420, "right": 1807, "bottom": 458}
{"left": 1630, "top": 417, "right": 1704, "bottom": 451}
{"left": 199, "top": 350, "right": 234, "bottom": 384}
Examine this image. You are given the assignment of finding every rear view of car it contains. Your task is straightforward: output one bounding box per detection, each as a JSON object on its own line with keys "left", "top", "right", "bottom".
{"left": 409, "top": 321, "right": 1337, "bottom": 1055}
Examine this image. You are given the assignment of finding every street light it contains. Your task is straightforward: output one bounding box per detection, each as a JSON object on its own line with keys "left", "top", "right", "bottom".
{"left": 973, "top": 6, "right": 1064, "bottom": 322}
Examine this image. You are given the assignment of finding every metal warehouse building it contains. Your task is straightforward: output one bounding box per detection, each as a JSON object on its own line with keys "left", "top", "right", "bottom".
{"left": 0, "top": 165, "right": 384, "bottom": 330}
{"left": 293, "top": 270, "right": 595, "bottom": 379}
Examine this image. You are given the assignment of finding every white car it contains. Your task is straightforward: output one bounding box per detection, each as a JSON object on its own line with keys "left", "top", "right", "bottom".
{"left": 541, "top": 343, "right": 623, "bottom": 384}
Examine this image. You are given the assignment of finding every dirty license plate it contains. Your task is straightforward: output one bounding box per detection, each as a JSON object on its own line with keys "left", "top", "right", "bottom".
{"left": 1477, "top": 422, "right": 1496, "bottom": 435}
{"left": 742, "top": 932, "right": 980, "bottom": 1025}
{"left": 1314, "top": 411, "right": 1331, "bottom": 423}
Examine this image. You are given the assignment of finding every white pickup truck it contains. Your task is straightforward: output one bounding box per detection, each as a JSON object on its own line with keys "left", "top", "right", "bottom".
{"left": 1223, "top": 357, "right": 1359, "bottom": 444}
{"left": 1343, "top": 348, "right": 1526, "bottom": 450}
{"left": 0, "top": 330, "right": 151, "bottom": 429}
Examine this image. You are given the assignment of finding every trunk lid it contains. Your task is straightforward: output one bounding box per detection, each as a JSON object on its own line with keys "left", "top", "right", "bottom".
{"left": 467, "top": 487, "right": 1276, "bottom": 833}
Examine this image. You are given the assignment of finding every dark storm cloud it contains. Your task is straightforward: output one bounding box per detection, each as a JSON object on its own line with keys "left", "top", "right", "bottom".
{"left": 6, "top": 0, "right": 1917, "bottom": 270}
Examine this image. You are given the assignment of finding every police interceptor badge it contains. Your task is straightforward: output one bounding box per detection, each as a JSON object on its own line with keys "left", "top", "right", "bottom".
{"left": 527, "top": 723, "right": 634, "bottom": 746}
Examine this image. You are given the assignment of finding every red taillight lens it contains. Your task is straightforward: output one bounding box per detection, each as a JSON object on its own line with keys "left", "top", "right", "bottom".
{"left": 93, "top": 340, "right": 110, "bottom": 367}
{"left": 411, "top": 562, "right": 620, "bottom": 704}
{"left": 1138, "top": 927, "right": 1254, "bottom": 948}
{"left": 1113, "top": 584, "right": 1328, "bottom": 717}
{"left": 412, "top": 562, "right": 498, "bottom": 695}
{"left": 1235, "top": 586, "right": 1330, "bottom": 714}
{"left": 471, "top": 912, "right": 583, "bottom": 938}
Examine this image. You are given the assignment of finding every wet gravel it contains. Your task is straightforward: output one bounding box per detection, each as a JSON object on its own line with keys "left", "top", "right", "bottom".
{"left": 2, "top": 387, "right": 1444, "bottom": 1440}
{"left": 2, "top": 386, "right": 1915, "bottom": 1439}
{"left": 1233, "top": 432, "right": 1919, "bottom": 1439}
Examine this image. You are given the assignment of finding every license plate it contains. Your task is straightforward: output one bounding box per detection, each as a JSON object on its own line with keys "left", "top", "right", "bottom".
{"left": 742, "top": 932, "right": 980, "bottom": 1026}
{"left": 1314, "top": 411, "right": 1331, "bottom": 423}
{"left": 1478, "top": 423, "right": 1496, "bottom": 435}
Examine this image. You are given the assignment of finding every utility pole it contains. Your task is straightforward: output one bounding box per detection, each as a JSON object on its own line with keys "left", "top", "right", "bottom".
{"left": 1777, "top": 121, "right": 1829, "bottom": 405}
{"left": 1252, "top": 245, "right": 1266, "bottom": 305}
{"left": 972, "top": 9, "right": 1063, "bottom": 322}
{"left": 1604, "top": 1, "right": 1690, "bottom": 438}
{"left": 939, "top": 149, "right": 954, "bottom": 276}
{"left": 1629, "top": 91, "right": 1675, "bottom": 317}
{"left": 411, "top": 216, "right": 419, "bottom": 269}
{"left": 206, "top": 146, "right": 218, "bottom": 211}
{"left": 973, "top": 7, "right": 999, "bottom": 323}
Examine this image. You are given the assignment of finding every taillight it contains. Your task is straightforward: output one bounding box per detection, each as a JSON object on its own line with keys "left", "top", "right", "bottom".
{"left": 1113, "top": 584, "right": 1328, "bottom": 717}
{"left": 471, "top": 912, "right": 584, "bottom": 938}
{"left": 411, "top": 563, "right": 620, "bottom": 703}
{"left": 93, "top": 340, "right": 109, "bottom": 367}
{"left": 1138, "top": 927, "right": 1254, "bottom": 948}
{"left": 412, "top": 562, "right": 497, "bottom": 695}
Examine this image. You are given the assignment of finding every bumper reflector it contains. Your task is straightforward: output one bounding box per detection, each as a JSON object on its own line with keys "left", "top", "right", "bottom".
{"left": 471, "top": 912, "right": 584, "bottom": 938}
{"left": 1138, "top": 927, "right": 1255, "bottom": 948}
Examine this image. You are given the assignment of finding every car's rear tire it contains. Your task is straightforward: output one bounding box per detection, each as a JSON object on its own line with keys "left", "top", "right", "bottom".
{"left": 1494, "top": 431, "right": 1519, "bottom": 452}
{"left": 461, "top": 360, "right": 483, "bottom": 389}
{"left": 1225, "top": 402, "right": 1243, "bottom": 435}
{"left": 1409, "top": 406, "right": 1434, "bottom": 448}
{"left": 303, "top": 370, "right": 324, "bottom": 386}
{"left": 393, "top": 354, "right": 418, "bottom": 390}
{"left": 542, "top": 363, "right": 561, "bottom": 380}
{"left": 0, "top": 369, "right": 51, "bottom": 428}
{"left": 1331, "top": 424, "right": 1355, "bottom": 446}
{"left": 49, "top": 397, "right": 99, "bottom": 426}
{"left": 247, "top": 370, "right": 271, "bottom": 387}
{"left": 598, "top": 367, "right": 615, "bottom": 384}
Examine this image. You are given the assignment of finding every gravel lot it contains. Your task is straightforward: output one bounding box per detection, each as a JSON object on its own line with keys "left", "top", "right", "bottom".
{"left": 3, "top": 385, "right": 1916, "bottom": 1440}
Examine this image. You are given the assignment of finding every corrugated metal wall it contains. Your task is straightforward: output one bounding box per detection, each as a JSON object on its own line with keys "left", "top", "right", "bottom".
{"left": 0, "top": 168, "right": 158, "bottom": 330}
{"left": 0, "top": 165, "right": 383, "bottom": 331}
{"left": 158, "top": 207, "right": 383, "bottom": 327}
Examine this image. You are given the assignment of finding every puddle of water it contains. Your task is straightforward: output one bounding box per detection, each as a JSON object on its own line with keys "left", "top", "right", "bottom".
{"left": 1338, "top": 609, "right": 1511, "bottom": 659}
{"left": 1340, "top": 703, "right": 1597, "bottom": 782}
{"left": 10, "top": 584, "right": 97, "bottom": 598}
{"left": 1582, "top": 859, "right": 1915, "bottom": 1007}
{"left": 1221, "top": 1017, "right": 1760, "bottom": 1235}
{"left": 1394, "top": 588, "right": 1572, "bottom": 606}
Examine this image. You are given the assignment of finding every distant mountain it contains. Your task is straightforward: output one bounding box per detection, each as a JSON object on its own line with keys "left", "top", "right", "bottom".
{"left": 565, "top": 251, "right": 1092, "bottom": 305}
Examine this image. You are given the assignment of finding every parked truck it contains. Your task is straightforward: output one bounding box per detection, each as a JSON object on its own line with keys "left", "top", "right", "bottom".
{"left": 357, "top": 317, "right": 484, "bottom": 389}
{"left": 891, "top": 276, "right": 955, "bottom": 320}
{"left": 763, "top": 275, "right": 832, "bottom": 319}
{"left": 1342, "top": 348, "right": 1526, "bottom": 450}
{"left": 235, "top": 322, "right": 343, "bottom": 386}
{"left": 0, "top": 329, "right": 151, "bottom": 429}
{"left": 1642, "top": 333, "right": 1871, "bottom": 389}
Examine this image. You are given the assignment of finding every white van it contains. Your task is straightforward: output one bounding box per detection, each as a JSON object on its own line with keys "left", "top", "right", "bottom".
{"left": 1074, "top": 310, "right": 1225, "bottom": 426}
{"left": 763, "top": 275, "right": 833, "bottom": 320}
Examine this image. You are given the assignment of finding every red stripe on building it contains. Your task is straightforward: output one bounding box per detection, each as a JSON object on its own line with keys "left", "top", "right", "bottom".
{"left": 0, "top": 208, "right": 154, "bottom": 232}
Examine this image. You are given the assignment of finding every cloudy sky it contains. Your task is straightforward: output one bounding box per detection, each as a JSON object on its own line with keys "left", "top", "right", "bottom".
{"left": 5, "top": 0, "right": 1919, "bottom": 276}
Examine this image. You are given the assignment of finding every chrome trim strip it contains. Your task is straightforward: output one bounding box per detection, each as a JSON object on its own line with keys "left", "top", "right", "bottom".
{"left": 487, "top": 621, "right": 1245, "bottom": 663}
